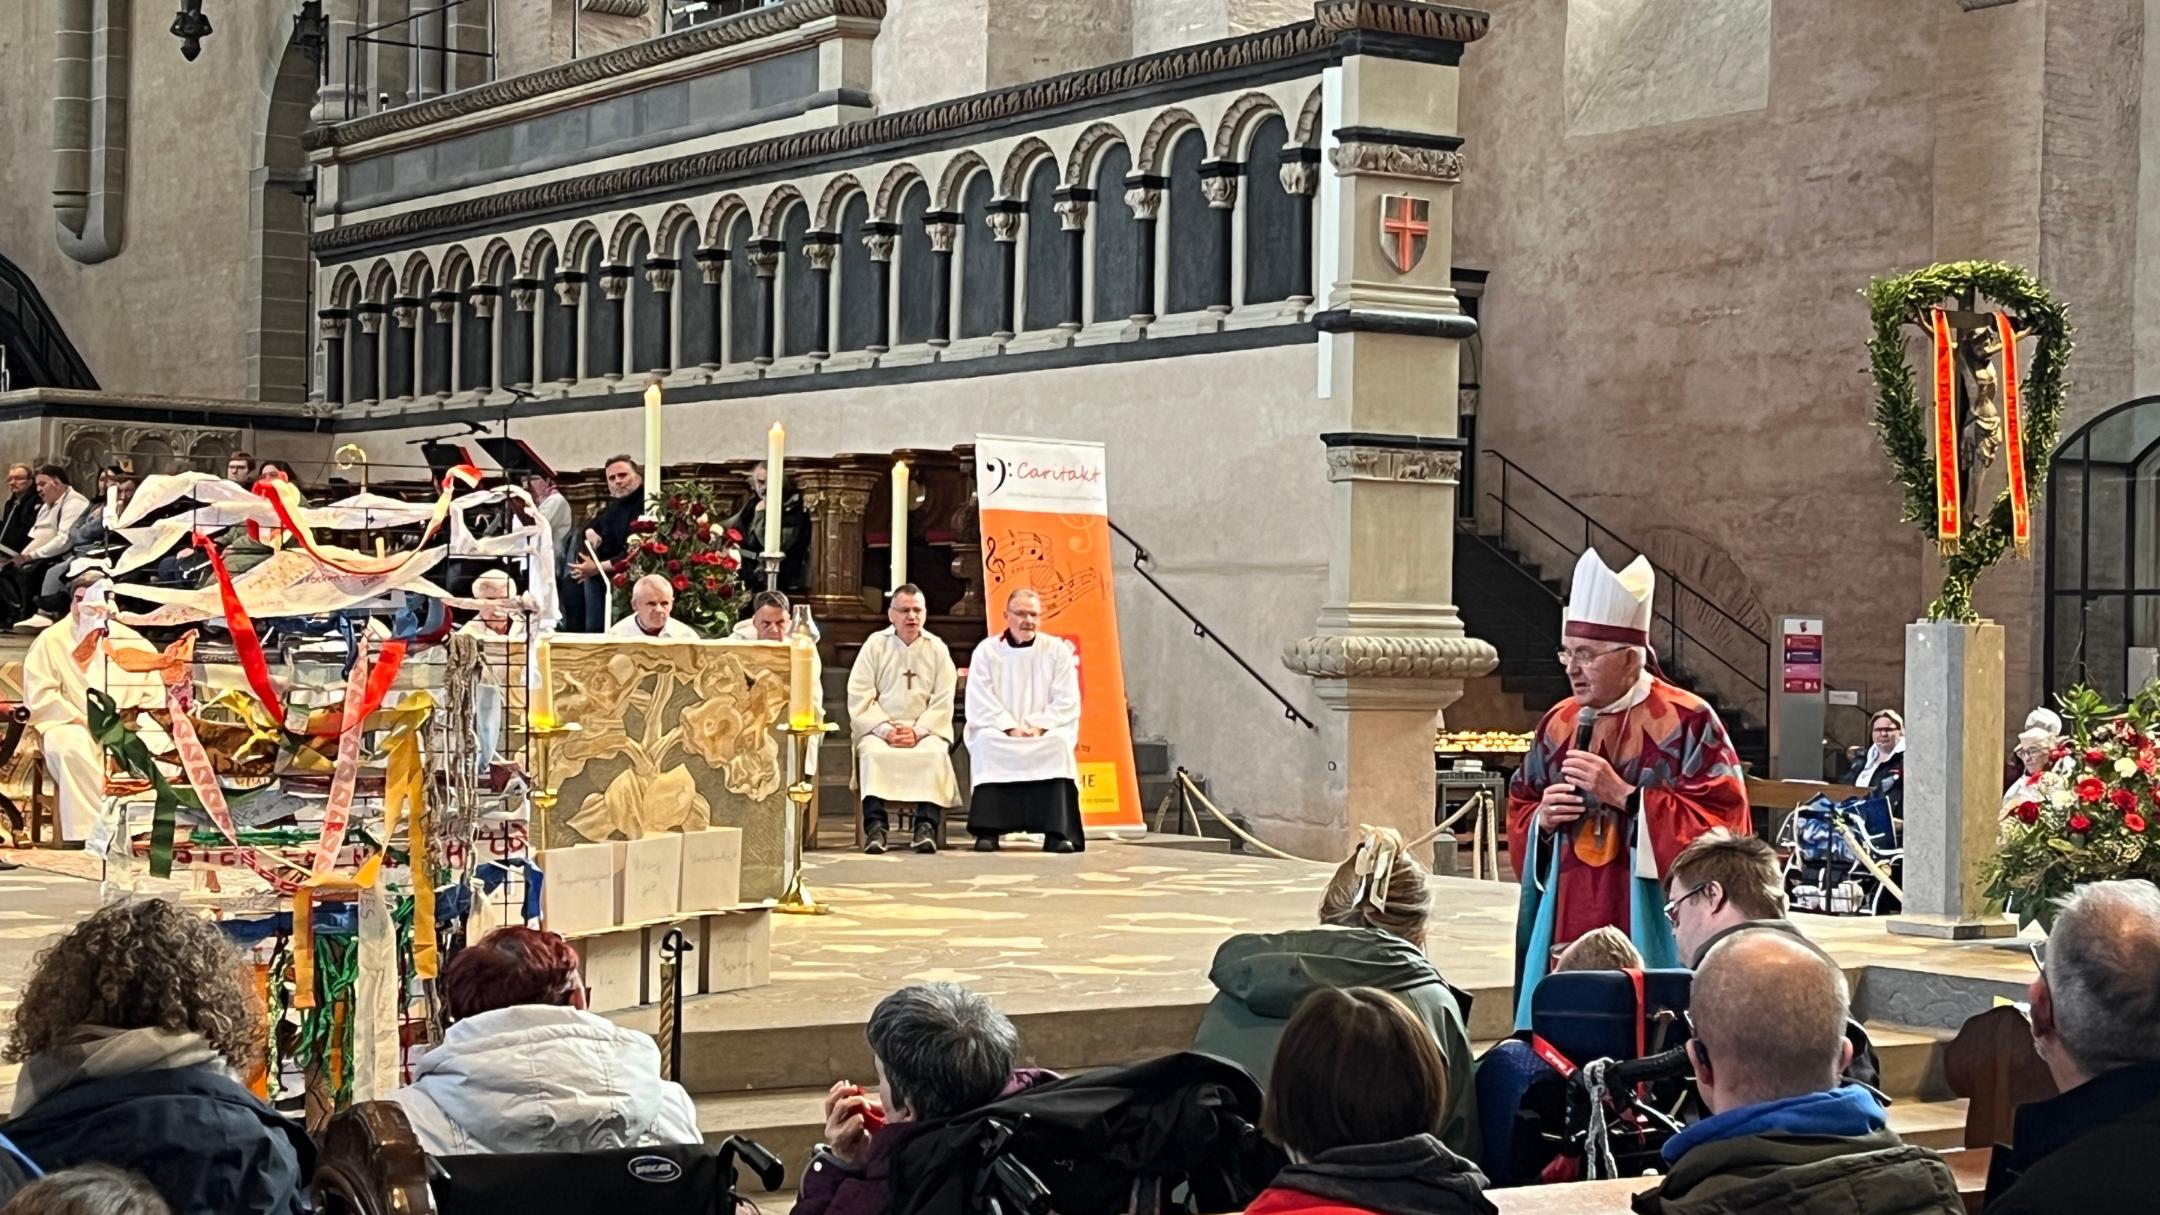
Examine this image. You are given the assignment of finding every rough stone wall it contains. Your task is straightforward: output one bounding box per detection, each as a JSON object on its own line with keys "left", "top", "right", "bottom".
{"left": 872, "top": 0, "right": 991, "bottom": 111}
{"left": 984, "top": 0, "right": 1132, "bottom": 94}
{"left": 340, "top": 343, "right": 1337, "bottom": 840}
{"left": 495, "top": 0, "right": 660, "bottom": 80}
{"left": 0, "top": 6, "right": 283, "bottom": 402}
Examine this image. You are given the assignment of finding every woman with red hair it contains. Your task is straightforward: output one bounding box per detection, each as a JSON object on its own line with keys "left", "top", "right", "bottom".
{"left": 386, "top": 927, "right": 700, "bottom": 1155}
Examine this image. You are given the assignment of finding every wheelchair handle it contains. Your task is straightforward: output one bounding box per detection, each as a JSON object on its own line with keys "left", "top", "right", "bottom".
{"left": 717, "top": 1134, "right": 786, "bottom": 1193}
{"left": 1596, "top": 1043, "right": 1693, "bottom": 1089}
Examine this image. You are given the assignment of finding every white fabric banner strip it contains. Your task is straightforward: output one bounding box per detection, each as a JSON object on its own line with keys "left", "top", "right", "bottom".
{"left": 113, "top": 547, "right": 448, "bottom": 626}
{"left": 975, "top": 434, "right": 1109, "bottom": 517}
{"left": 351, "top": 883, "right": 403, "bottom": 1103}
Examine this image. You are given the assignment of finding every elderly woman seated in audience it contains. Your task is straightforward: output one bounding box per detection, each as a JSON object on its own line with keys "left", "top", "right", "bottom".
{"left": 387, "top": 926, "right": 700, "bottom": 1155}
{"left": 797, "top": 982, "right": 1056, "bottom": 1215}
{"left": 2, "top": 1165, "right": 172, "bottom": 1215}
{"left": 0, "top": 900, "right": 312, "bottom": 1215}
{"left": 1192, "top": 827, "right": 1479, "bottom": 1157}
{"left": 1246, "top": 987, "right": 1497, "bottom": 1215}
{"left": 1552, "top": 925, "right": 1644, "bottom": 973}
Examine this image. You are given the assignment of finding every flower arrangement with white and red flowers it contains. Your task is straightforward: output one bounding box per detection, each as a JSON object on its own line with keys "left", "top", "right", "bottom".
{"left": 618, "top": 489, "right": 752, "bottom": 636}
{"left": 1985, "top": 683, "right": 2160, "bottom": 929}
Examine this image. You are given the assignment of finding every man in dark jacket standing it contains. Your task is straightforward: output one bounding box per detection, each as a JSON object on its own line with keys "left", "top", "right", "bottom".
{"left": 564, "top": 454, "right": 644, "bottom": 633}
{"left": 1983, "top": 879, "right": 2160, "bottom": 1215}
{"left": 1631, "top": 932, "right": 1960, "bottom": 1215}
{"left": 0, "top": 464, "right": 38, "bottom": 625}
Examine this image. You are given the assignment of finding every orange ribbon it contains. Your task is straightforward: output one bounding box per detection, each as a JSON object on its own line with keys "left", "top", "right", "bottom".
{"left": 1930, "top": 309, "right": 1961, "bottom": 554}
{"left": 1997, "top": 312, "right": 2030, "bottom": 557}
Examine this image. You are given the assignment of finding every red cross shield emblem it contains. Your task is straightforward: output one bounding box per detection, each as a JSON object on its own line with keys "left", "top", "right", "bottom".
{"left": 1379, "top": 194, "right": 1430, "bottom": 274}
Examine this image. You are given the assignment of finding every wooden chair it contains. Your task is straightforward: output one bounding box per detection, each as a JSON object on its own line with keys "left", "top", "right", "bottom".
{"left": 1944, "top": 1003, "right": 2058, "bottom": 1150}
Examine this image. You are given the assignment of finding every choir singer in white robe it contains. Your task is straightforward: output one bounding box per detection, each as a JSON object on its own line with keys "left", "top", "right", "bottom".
{"left": 964, "top": 588, "right": 1084, "bottom": 853}
{"left": 847, "top": 584, "right": 959, "bottom": 855}
{"left": 24, "top": 574, "right": 163, "bottom": 841}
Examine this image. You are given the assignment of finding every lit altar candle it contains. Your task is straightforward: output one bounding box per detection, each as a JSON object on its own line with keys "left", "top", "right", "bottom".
{"left": 643, "top": 381, "right": 664, "bottom": 511}
{"left": 889, "top": 461, "right": 909, "bottom": 592}
{"left": 787, "top": 615, "right": 817, "bottom": 730}
{"left": 765, "top": 422, "right": 785, "bottom": 557}
{"left": 531, "top": 636, "right": 558, "bottom": 729}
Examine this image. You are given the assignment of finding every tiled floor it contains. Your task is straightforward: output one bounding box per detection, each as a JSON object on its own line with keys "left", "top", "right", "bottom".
{"left": 0, "top": 861, "right": 105, "bottom": 1109}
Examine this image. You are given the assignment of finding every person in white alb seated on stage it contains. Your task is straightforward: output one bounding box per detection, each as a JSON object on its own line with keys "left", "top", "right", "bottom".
{"left": 733, "top": 590, "right": 822, "bottom": 778}
{"left": 964, "top": 588, "right": 1084, "bottom": 853}
{"left": 847, "top": 584, "right": 959, "bottom": 856}
{"left": 23, "top": 573, "right": 164, "bottom": 842}
{"left": 609, "top": 574, "right": 700, "bottom": 640}
{"left": 457, "top": 570, "right": 525, "bottom": 775}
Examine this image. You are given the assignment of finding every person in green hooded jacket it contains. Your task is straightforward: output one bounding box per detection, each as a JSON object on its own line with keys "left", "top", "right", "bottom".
{"left": 1191, "top": 828, "right": 1479, "bottom": 1158}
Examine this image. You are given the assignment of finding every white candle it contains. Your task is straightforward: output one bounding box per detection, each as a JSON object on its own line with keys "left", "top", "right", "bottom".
{"left": 764, "top": 422, "right": 785, "bottom": 557}
{"left": 643, "top": 382, "right": 664, "bottom": 511}
{"left": 890, "top": 461, "right": 909, "bottom": 592}
{"left": 532, "top": 636, "right": 558, "bottom": 730}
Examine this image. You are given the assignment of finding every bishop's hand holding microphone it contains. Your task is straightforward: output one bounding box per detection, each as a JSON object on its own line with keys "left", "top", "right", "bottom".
{"left": 1540, "top": 705, "right": 1635, "bottom": 838}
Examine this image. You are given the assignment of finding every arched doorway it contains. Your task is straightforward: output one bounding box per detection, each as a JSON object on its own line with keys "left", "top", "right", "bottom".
{"left": 2045, "top": 395, "right": 2160, "bottom": 699}
{"left": 250, "top": 31, "right": 319, "bottom": 403}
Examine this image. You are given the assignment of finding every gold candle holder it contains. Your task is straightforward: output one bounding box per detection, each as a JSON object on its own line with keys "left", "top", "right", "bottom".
{"left": 525, "top": 719, "right": 582, "bottom": 854}
{"left": 776, "top": 719, "right": 835, "bottom": 914}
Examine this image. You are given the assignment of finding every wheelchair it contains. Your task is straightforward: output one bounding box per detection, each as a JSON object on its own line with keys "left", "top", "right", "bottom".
{"left": 312, "top": 1101, "right": 783, "bottom": 1215}
{"left": 1778, "top": 791, "right": 1904, "bottom": 916}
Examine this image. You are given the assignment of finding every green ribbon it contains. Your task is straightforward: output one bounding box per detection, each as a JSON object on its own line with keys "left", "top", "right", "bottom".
{"left": 87, "top": 688, "right": 201, "bottom": 878}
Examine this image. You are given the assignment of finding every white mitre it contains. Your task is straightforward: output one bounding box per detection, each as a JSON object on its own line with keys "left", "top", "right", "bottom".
{"left": 1564, "top": 548, "right": 1654, "bottom": 648}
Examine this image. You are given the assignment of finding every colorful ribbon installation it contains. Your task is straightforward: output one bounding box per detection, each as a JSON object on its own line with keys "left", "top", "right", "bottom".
{"left": 1930, "top": 308, "right": 1961, "bottom": 554}
{"left": 1997, "top": 312, "right": 2032, "bottom": 557}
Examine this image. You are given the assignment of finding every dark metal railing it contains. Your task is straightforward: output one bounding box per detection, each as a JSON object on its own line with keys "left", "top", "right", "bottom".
{"left": 664, "top": 0, "right": 785, "bottom": 33}
{"left": 1479, "top": 450, "right": 1771, "bottom": 725}
{"left": 1109, "top": 520, "right": 1315, "bottom": 731}
{"left": 345, "top": 0, "right": 497, "bottom": 120}
{"left": 0, "top": 251, "right": 99, "bottom": 391}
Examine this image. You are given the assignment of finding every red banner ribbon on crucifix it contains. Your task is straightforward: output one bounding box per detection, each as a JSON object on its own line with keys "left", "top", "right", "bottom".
{"left": 1929, "top": 308, "right": 1961, "bottom": 553}
{"left": 1997, "top": 312, "right": 2031, "bottom": 557}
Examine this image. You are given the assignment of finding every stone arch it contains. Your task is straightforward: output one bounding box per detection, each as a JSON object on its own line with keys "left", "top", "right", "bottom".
{"left": 518, "top": 229, "right": 558, "bottom": 280}
{"left": 814, "top": 174, "right": 865, "bottom": 231}
{"left": 1215, "top": 91, "right": 1285, "bottom": 161}
{"left": 757, "top": 184, "right": 807, "bottom": 241}
{"left": 997, "top": 137, "right": 1056, "bottom": 200}
{"left": 248, "top": 23, "right": 317, "bottom": 403}
{"left": 396, "top": 251, "right": 436, "bottom": 300}
{"left": 438, "top": 245, "right": 476, "bottom": 293}
{"left": 702, "top": 192, "right": 751, "bottom": 247}
{"left": 652, "top": 203, "right": 700, "bottom": 251}
{"left": 364, "top": 259, "right": 397, "bottom": 304}
{"left": 476, "top": 237, "right": 517, "bottom": 284}
{"left": 328, "top": 265, "right": 363, "bottom": 310}
{"left": 873, "top": 163, "right": 927, "bottom": 223}
{"left": 1062, "top": 122, "right": 1129, "bottom": 189}
{"left": 934, "top": 151, "right": 991, "bottom": 213}
{"left": 604, "top": 213, "right": 648, "bottom": 267}
{"left": 1292, "top": 85, "right": 1324, "bottom": 146}
{"left": 561, "top": 220, "right": 604, "bottom": 268}
{"left": 1136, "top": 108, "right": 1203, "bottom": 176}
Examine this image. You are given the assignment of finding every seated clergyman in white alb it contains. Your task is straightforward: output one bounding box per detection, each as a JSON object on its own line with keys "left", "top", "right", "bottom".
{"left": 847, "top": 584, "right": 959, "bottom": 856}
{"left": 457, "top": 570, "right": 524, "bottom": 773}
{"left": 965, "top": 588, "right": 1084, "bottom": 854}
{"left": 609, "top": 574, "right": 699, "bottom": 640}
{"left": 23, "top": 573, "right": 164, "bottom": 841}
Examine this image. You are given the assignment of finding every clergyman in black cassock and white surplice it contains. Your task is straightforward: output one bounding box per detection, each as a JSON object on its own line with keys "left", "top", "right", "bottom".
{"left": 964, "top": 588, "right": 1085, "bottom": 853}
{"left": 848, "top": 585, "right": 960, "bottom": 855}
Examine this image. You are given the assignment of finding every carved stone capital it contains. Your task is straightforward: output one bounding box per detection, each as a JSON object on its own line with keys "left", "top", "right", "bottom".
{"left": 1054, "top": 198, "right": 1090, "bottom": 232}
{"left": 469, "top": 290, "right": 498, "bottom": 319}
{"left": 552, "top": 277, "right": 584, "bottom": 307}
{"left": 598, "top": 267, "right": 632, "bottom": 301}
{"left": 1124, "top": 186, "right": 1163, "bottom": 222}
{"left": 356, "top": 308, "right": 384, "bottom": 335}
{"left": 392, "top": 303, "right": 421, "bottom": 329}
{"left": 1328, "top": 142, "right": 1463, "bottom": 183}
{"left": 747, "top": 247, "right": 782, "bottom": 277}
{"left": 510, "top": 284, "right": 540, "bottom": 312}
{"left": 1279, "top": 160, "right": 1319, "bottom": 197}
{"left": 863, "top": 231, "right": 896, "bottom": 262}
{"left": 644, "top": 262, "right": 678, "bottom": 293}
{"left": 985, "top": 209, "right": 1022, "bottom": 244}
{"left": 925, "top": 221, "right": 958, "bottom": 254}
{"left": 1281, "top": 634, "right": 1500, "bottom": 682}
{"left": 803, "top": 240, "right": 838, "bottom": 272}
{"left": 1200, "top": 163, "right": 1241, "bottom": 210}
{"left": 1324, "top": 446, "right": 1461, "bottom": 484}
{"left": 697, "top": 250, "right": 727, "bottom": 284}
{"left": 318, "top": 311, "right": 348, "bottom": 339}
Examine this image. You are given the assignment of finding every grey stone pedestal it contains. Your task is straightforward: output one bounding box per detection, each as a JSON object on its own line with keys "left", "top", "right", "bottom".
{"left": 1889, "top": 620, "right": 2016, "bottom": 940}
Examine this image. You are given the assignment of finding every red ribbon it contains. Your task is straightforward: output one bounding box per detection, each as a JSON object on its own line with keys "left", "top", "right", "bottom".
{"left": 1930, "top": 309, "right": 1962, "bottom": 553}
{"left": 1998, "top": 312, "right": 2031, "bottom": 556}
{"left": 249, "top": 469, "right": 476, "bottom": 578}
{"left": 201, "top": 530, "right": 288, "bottom": 727}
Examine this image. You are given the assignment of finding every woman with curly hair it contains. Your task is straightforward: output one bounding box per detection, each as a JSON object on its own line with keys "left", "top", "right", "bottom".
{"left": 386, "top": 925, "right": 700, "bottom": 1154}
{"left": 0, "top": 900, "right": 311, "bottom": 1215}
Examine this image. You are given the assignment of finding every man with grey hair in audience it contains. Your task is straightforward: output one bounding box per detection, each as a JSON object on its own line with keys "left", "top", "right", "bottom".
{"left": 1983, "top": 879, "right": 2160, "bottom": 1214}
{"left": 1634, "top": 931, "right": 1961, "bottom": 1214}
{"left": 794, "top": 982, "right": 1057, "bottom": 1215}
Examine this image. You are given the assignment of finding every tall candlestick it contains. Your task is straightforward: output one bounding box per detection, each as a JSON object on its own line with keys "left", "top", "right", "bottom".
{"left": 764, "top": 422, "right": 785, "bottom": 558}
{"left": 889, "top": 461, "right": 909, "bottom": 592}
{"left": 787, "top": 607, "right": 817, "bottom": 729}
{"left": 643, "top": 381, "right": 664, "bottom": 511}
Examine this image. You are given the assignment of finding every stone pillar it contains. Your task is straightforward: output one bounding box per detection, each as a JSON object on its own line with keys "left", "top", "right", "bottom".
{"left": 749, "top": 242, "right": 783, "bottom": 365}
{"left": 796, "top": 458, "right": 885, "bottom": 619}
{"left": 388, "top": 297, "right": 421, "bottom": 399}
{"left": 1278, "top": 2, "right": 1496, "bottom": 850}
{"left": 425, "top": 294, "right": 458, "bottom": 397}
{"left": 924, "top": 214, "right": 959, "bottom": 346}
{"left": 1200, "top": 160, "right": 1239, "bottom": 311}
{"left": 466, "top": 286, "right": 498, "bottom": 391}
{"left": 643, "top": 258, "right": 677, "bottom": 372}
{"left": 1053, "top": 189, "right": 1090, "bottom": 329}
{"left": 550, "top": 272, "right": 584, "bottom": 386}
{"left": 864, "top": 224, "right": 898, "bottom": 352}
{"left": 352, "top": 303, "right": 384, "bottom": 401}
{"left": 986, "top": 201, "right": 1022, "bottom": 339}
{"left": 597, "top": 265, "right": 632, "bottom": 381}
{"left": 1890, "top": 621, "right": 2015, "bottom": 939}
{"left": 318, "top": 309, "right": 349, "bottom": 405}
{"left": 313, "top": 0, "right": 364, "bottom": 123}
{"left": 1123, "top": 176, "right": 1163, "bottom": 323}
{"left": 803, "top": 234, "right": 838, "bottom": 359}
{"left": 510, "top": 278, "right": 541, "bottom": 389}
{"left": 1279, "top": 148, "right": 1319, "bottom": 303}
{"left": 696, "top": 249, "right": 727, "bottom": 369}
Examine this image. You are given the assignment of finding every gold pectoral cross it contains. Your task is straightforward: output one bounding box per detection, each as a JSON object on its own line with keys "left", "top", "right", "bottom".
{"left": 902, "top": 669, "right": 920, "bottom": 689}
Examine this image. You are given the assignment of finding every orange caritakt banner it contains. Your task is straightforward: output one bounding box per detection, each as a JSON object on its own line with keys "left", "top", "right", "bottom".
{"left": 1930, "top": 308, "right": 1962, "bottom": 554}
{"left": 974, "top": 435, "right": 1142, "bottom": 832}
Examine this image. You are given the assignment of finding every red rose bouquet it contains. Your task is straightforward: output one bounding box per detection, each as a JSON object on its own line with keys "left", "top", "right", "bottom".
{"left": 620, "top": 489, "right": 750, "bottom": 635}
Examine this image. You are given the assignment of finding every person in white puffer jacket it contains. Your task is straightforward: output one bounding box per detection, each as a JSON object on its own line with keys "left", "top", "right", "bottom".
{"left": 388, "top": 926, "right": 702, "bottom": 1155}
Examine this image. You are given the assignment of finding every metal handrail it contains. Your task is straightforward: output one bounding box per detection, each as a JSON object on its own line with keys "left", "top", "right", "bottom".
{"left": 1479, "top": 450, "right": 1772, "bottom": 717}
{"left": 1108, "top": 520, "right": 1315, "bottom": 731}
{"left": 0, "top": 251, "right": 98, "bottom": 390}
{"left": 345, "top": 0, "right": 497, "bottom": 120}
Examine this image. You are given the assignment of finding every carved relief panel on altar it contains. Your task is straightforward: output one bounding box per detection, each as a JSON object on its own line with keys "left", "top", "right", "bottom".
{"left": 545, "top": 639, "right": 791, "bottom": 900}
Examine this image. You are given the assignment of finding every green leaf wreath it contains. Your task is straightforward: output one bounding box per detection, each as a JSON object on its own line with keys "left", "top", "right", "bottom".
{"left": 1864, "top": 260, "right": 2073, "bottom": 622}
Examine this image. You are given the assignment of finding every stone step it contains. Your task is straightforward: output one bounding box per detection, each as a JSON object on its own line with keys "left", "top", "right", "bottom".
{"left": 1886, "top": 1098, "right": 1971, "bottom": 1152}
{"left": 1865, "top": 1022, "right": 1956, "bottom": 1104}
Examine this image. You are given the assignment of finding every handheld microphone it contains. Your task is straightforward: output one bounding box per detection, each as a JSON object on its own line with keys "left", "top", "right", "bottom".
{"left": 1573, "top": 705, "right": 1608, "bottom": 845}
